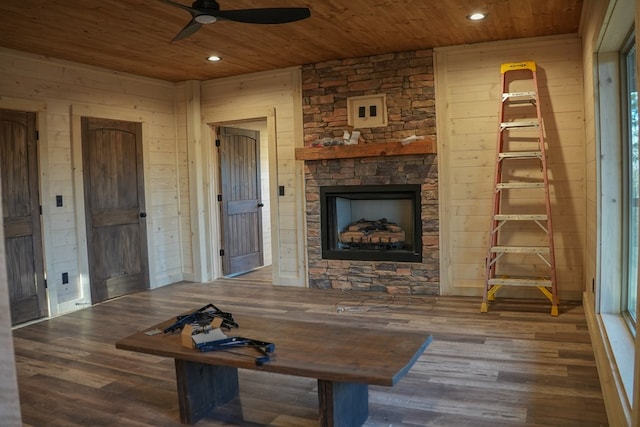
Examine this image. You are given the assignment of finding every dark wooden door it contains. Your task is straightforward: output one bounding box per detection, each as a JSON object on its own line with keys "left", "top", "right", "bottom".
{"left": 82, "top": 117, "right": 148, "bottom": 303}
{"left": 0, "top": 109, "right": 47, "bottom": 325}
{"left": 218, "top": 126, "right": 264, "bottom": 276}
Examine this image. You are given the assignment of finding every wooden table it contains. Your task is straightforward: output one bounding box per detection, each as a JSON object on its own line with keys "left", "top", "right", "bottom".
{"left": 115, "top": 312, "right": 432, "bottom": 427}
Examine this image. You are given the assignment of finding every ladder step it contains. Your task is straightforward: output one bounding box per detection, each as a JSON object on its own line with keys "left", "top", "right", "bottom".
{"left": 496, "top": 182, "right": 545, "bottom": 190}
{"left": 494, "top": 214, "right": 547, "bottom": 221}
{"left": 491, "top": 246, "right": 549, "bottom": 254}
{"left": 502, "top": 91, "right": 536, "bottom": 103}
{"left": 500, "top": 61, "right": 537, "bottom": 73}
{"left": 498, "top": 151, "right": 542, "bottom": 160}
{"left": 501, "top": 120, "right": 539, "bottom": 129}
{"left": 488, "top": 276, "right": 552, "bottom": 287}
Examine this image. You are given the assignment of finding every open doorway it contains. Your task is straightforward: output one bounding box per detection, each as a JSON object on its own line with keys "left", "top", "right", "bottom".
{"left": 215, "top": 120, "right": 272, "bottom": 279}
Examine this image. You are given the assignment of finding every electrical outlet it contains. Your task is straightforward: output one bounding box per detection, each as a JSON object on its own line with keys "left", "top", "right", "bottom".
{"left": 62, "top": 272, "right": 69, "bottom": 284}
{"left": 347, "top": 94, "right": 387, "bottom": 128}
{"left": 56, "top": 195, "right": 63, "bottom": 207}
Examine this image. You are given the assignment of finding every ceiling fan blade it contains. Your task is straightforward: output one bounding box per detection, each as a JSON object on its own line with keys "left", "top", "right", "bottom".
{"left": 172, "top": 19, "right": 203, "bottom": 41}
{"left": 157, "top": 0, "right": 199, "bottom": 17}
{"left": 214, "top": 8, "right": 311, "bottom": 24}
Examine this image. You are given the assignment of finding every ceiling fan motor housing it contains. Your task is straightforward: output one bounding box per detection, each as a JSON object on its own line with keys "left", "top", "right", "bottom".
{"left": 192, "top": 0, "right": 219, "bottom": 24}
{"left": 193, "top": 0, "right": 221, "bottom": 11}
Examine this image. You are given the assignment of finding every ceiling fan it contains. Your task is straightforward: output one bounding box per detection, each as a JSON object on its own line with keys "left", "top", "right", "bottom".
{"left": 158, "top": 0, "right": 311, "bottom": 41}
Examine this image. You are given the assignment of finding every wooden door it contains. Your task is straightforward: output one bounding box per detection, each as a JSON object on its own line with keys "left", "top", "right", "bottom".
{"left": 82, "top": 117, "right": 148, "bottom": 303}
{"left": 0, "top": 109, "right": 47, "bottom": 325}
{"left": 218, "top": 126, "right": 264, "bottom": 276}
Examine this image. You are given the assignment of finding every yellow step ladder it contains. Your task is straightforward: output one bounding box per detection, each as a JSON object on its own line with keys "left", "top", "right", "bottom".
{"left": 480, "top": 61, "right": 559, "bottom": 316}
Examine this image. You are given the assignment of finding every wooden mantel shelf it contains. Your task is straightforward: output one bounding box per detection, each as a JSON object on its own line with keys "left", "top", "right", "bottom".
{"left": 294, "top": 138, "right": 436, "bottom": 161}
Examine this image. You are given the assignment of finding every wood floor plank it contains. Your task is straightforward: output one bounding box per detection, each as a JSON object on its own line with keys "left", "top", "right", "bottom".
{"left": 13, "top": 279, "right": 608, "bottom": 426}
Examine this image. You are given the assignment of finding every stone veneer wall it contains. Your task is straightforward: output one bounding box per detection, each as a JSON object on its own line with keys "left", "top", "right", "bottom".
{"left": 301, "top": 50, "right": 439, "bottom": 294}
{"left": 302, "top": 50, "right": 435, "bottom": 144}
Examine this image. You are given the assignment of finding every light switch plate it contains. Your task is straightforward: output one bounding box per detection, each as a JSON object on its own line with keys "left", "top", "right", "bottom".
{"left": 347, "top": 94, "right": 387, "bottom": 128}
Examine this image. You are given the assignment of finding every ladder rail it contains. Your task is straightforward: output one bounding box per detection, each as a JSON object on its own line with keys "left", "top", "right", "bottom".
{"left": 533, "top": 82, "right": 559, "bottom": 304}
{"left": 484, "top": 68, "right": 509, "bottom": 300}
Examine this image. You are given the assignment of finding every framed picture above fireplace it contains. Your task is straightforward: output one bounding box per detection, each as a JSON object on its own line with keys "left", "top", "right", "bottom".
{"left": 320, "top": 184, "right": 422, "bottom": 262}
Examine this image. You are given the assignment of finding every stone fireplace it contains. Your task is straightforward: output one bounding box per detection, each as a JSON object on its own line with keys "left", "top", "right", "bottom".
{"left": 303, "top": 154, "right": 438, "bottom": 294}
{"left": 300, "top": 49, "right": 439, "bottom": 294}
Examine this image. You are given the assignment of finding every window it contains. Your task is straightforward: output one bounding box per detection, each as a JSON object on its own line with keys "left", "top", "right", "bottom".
{"left": 623, "top": 33, "right": 638, "bottom": 326}
{"left": 595, "top": 3, "right": 638, "bottom": 413}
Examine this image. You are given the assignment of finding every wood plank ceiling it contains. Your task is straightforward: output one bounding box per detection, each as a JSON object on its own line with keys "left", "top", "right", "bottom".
{"left": 0, "top": 0, "right": 583, "bottom": 82}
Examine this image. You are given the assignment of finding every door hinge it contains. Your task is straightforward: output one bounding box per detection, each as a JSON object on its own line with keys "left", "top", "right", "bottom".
{"left": 217, "top": 194, "right": 222, "bottom": 202}
{"left": 219, "top": 249, "right": 225, "bottom": 256}
{"left": 39, "top": 205, "right": 43, "bottom": 215}
{"left": 215, "top": 139, "right": 221, "bottom": 147}
{"left": 44, "top": 279, "right": 47, "bottom": 289}
{"left": 35, "top": 130, "right": 39, "bottom": 141}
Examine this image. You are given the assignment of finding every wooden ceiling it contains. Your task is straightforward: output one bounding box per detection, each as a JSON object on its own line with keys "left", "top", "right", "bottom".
{"left": 0, "top": 0, "right": 583, "bottom": 82}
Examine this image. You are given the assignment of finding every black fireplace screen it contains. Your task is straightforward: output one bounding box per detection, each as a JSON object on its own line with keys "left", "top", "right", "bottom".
{"left": 320, "top": 185, "right": 422, "bottom": 262}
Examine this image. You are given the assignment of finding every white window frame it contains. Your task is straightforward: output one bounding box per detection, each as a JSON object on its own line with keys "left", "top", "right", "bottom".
{"left": 621, "top": 32, "right": 639, "bottom": 328}
{"left": 596, "top": 24, "right": 637, "bottom": 404}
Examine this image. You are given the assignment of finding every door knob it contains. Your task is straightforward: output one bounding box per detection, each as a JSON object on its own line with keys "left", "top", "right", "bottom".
{"left": 257, "top": 203, "right": 264, "bottom": 208}
{"left": 140, "top": 212, "right": 147, "bottom": 218}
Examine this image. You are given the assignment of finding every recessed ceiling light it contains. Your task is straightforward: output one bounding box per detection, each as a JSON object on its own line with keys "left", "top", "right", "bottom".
{"left": 467, "top": 12, "right": 487, "bottom": 21}
{"left": 207, "top": 55, "right": 222, "bottom": 62}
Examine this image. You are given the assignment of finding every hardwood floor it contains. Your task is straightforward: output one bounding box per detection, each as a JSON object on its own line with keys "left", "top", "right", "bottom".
{"left": 13, "top": 279, "right": 608, "bottom": 426}
{"left": 229, "top": 265, "right": 273, "bottom": 283}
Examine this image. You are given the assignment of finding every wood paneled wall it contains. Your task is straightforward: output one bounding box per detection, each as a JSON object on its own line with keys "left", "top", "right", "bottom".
{"left": 435, "top": 35, "right": 585, "bottom": 301}
{"left": 0, "top": 48, "right": 186, "bottom": 315}
{"left": 200, "top": 68, "right": 306, "bottom": 286}
{"left": 171, "top": 84, "right": 194, "bottom": 280}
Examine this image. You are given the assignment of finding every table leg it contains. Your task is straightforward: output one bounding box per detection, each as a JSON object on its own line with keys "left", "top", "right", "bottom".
{"left": 174, "top": 359, "right": 239, "bottom": 424}
{"left": 318, "top": 380, "right": 368, "bottom": 427}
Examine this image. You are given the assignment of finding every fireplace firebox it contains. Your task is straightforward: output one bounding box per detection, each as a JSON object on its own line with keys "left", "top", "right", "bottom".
{"left": 320, "top": 185, "right": 422, "bottom": 262}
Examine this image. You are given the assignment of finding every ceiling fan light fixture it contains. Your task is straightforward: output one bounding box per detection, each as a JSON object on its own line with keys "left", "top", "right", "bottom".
{"left": 195, "top": 14, "right": 217, "bottom": 24}
{"left": 467, "top": 12, "right": 487, "bottom": 21}
{"left": 207, "top": 55, "right": 222, "bottom": 62}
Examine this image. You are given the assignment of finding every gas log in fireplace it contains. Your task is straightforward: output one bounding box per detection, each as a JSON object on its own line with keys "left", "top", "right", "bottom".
{"left": 320, "top": 184, "right": 422, "bottom": 262}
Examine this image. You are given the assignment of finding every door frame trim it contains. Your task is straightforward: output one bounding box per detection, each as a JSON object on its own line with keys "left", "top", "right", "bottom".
{"left": 203, "top": 107, "right": 278, "bottom": 282}
{"left": 70, "top": 104, "right": 155, "bottom": 306}
{"left": 217, "top": 126, "right": 264, "bottom": 276}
